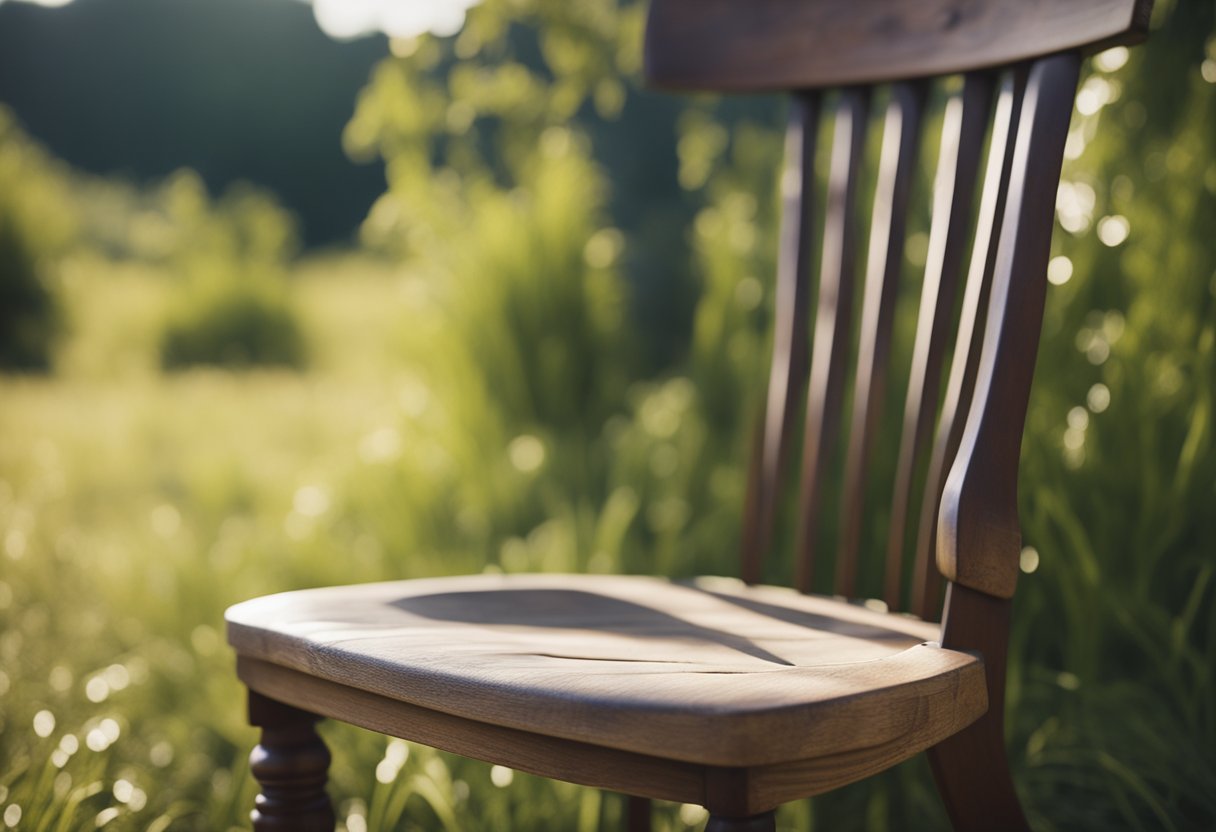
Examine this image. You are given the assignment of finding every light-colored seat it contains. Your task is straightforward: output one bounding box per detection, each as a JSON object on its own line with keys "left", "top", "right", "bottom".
{"left": 227, "top": 574, "right": 985, "bottom": 811}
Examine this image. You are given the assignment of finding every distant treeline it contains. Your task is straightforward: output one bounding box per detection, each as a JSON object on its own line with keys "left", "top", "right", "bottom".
{"left": 0, "top": 0, "right": 387, "bottom": 246}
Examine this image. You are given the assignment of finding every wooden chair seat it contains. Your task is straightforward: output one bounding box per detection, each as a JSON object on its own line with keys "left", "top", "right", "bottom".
{"left": 227, "top": 574, "right": 986, "bottom": 809}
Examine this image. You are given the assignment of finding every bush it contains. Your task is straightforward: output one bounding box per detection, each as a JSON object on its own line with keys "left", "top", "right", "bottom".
{"left": 151, "top": 172, "right": 308, "bottom": 371}
{"left": 160, "top": 271, "right": 305, "bottom": 370}
{"left": 0, "top": 108, "right": 75, "bottom": 370}
{"left": 0, "top": 209, "right": 58, "bottom": 370}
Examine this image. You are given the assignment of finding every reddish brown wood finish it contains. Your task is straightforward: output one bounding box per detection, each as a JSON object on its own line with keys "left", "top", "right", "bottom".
{"left": 646, "top": 0, "right": 1150, "bottom": 91}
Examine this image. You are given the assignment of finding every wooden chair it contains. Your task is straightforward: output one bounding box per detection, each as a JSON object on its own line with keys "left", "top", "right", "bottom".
{"left": 225, "top": 1, "right": 1152, "bottom": 829}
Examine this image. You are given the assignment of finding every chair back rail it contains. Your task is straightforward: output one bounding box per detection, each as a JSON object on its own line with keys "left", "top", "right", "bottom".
{"left": 646, "top": 0, "right": 1147, "bottom": 617}
{"left": 646, "top": 0, "right": 1151, "bottom": 92}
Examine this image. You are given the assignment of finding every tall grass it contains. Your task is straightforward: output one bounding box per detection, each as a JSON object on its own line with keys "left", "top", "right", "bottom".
{"left": 1, "top": 1, "right": 1213, "bottom": 830}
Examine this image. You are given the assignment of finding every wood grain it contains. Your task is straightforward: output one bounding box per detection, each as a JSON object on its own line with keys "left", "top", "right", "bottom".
{"left": 883, "top": 73, "right": 993, "bottom": 614}
{"left": 794, "top": 89, "right": 868, "bottom": 594}
{"left": 937, "top": 54, "right": 1080, "bottom": 599}
{"left": 226, "top": 573, "right": 987, "bottom": 768}
{"left": 646, "top": 0, "right": 1151, "bottom": 91}
{"left": 835, "top": 80, "right": 927, "bottom": 599}
{"left": 741, "top": 93, "right": 819, "bottom": 586}
{"left": 237, "top": 646, "right": 985, "bottom": 816}
{"left": 929, "top": 583, "right": 1029, "bottom": 830}
{"left": 246, "top": 691, "right": 334, "bottom": 832}
{"left": 912, "top": 68, "right": 1026, "bottom": 617}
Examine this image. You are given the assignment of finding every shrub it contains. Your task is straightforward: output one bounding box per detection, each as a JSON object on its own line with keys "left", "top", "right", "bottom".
{"left": 160, "top": 270, "right": 305, "bottom": 370}
{"left": 0, "top": 209, "right": 59, "bottom": 370}
{"left": 153, "top": 172, "right": 308, "bottom": 371}
{"left": 0, "top": 108, "right": 74, "bottom": 370}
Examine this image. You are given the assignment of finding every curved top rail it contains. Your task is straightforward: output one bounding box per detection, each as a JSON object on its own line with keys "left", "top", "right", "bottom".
{"left": 645, "top": 0, "right": 1151, "bottom": 92}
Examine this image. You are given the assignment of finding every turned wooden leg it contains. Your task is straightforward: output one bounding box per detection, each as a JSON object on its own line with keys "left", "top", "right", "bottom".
{"left": 705, "top": 810, "right": 776, "bottom": 832}
{"left": 247, "top": 689, "right": 335, "bottom": 832}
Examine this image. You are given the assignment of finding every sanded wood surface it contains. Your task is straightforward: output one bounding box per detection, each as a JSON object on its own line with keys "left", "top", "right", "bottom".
{"left": 226, "top": 574, "right": 987, "bottom": 768}
{"left": 646, "top": 0, "right": 1150, "bottom": 91}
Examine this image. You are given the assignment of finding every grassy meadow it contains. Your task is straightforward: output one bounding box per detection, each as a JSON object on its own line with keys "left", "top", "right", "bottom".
{"left": 1, "top": 258, "right": 668, "bottom": 831}
{"left": 2, "top": 0, "right": 1215, "bottom": 830}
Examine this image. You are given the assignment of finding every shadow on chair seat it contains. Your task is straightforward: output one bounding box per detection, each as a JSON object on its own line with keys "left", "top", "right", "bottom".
{"left": 227, "top": 573, "right": 986, "bottom": 812}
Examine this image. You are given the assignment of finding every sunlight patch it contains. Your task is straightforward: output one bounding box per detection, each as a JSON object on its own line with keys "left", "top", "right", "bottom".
{"left": 308, "top": 0, "right": 480, "bottom": 41}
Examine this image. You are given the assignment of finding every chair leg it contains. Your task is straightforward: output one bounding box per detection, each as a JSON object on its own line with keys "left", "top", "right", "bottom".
{"left": 247, "top": 689, "right": 336, "bottom": 832}
{"left": 929, "top": 583, "right": 1029, "bottom": 832}
{"left": 927, "top": 712, "right": 1028, "bottom": 832}
{"left": 626, "top": 795, "right": 652, "bottom": 832}
{"left": 705, "top": 810, "right": 776, "bottom": 831}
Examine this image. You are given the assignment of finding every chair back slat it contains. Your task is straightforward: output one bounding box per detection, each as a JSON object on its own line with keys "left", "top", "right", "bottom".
{"left": 938, "top": 53, "right": 1081, "bottom": 600}
{"left": 646, "top": 0, "right": 1150, "bottom": 92}
{"left": 835, "top": 81, "right": 927, "bottom": 599}
{"left": 643, "top": 0, "right": 1144, "bottom": 615}
{"left": 740, "top": 93, "right": 820, "bottom": 586}
{"left": 909, "top": 69, "right": 1027, "bottom": 617}
{"left": 882, "top": 73, "right": 994, "bottom": 612}
{"left": 793, "top": 88, "right": 870, "bottom": 594}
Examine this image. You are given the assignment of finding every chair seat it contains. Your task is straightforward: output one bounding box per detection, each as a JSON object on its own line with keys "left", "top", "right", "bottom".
{"left": 226, "top": 574, "right": 987, "bottom": 771}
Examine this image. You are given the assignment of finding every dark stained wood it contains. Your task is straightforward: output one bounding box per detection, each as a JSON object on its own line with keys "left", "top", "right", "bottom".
{"left": 937, "top": 53, "right": 1081, "bottom": 599}
{"left": 706, "top": 811, "right": 777, "bottom": 832}
{"left": 835, "top": 81, "right": 927, "bottom": 599}
{"left": 646, "top": 0, "right": 1151, "bottom": 92}
{"left": 911, "top": 68, "right": 1027, "bottom": 618}
{"left": 741, "top": 93, "right": 819, "bottom": 586}
{"left": 247, "top": 691, "right": 335, "bottom": 832}
{"left": 928, "top": 583, "right": 1028, "bottom": 831}
{"left": 626, "top": 795, "right": 652, "bottom": 832}
{"left": 794, "top": 88, "right": 868, "bottom": 594}
{"left": 883, "top": 73, "right": 993, "bottom": 613}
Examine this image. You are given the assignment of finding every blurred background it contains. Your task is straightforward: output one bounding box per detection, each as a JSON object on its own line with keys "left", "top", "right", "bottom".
{"left": 0, "top": 0, "right": 1213, "bottom": 829}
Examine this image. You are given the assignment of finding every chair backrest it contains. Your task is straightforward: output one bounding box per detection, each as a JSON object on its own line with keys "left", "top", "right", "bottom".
{"left": 645, "top": 0, "right": 1152, "bottom": 620}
